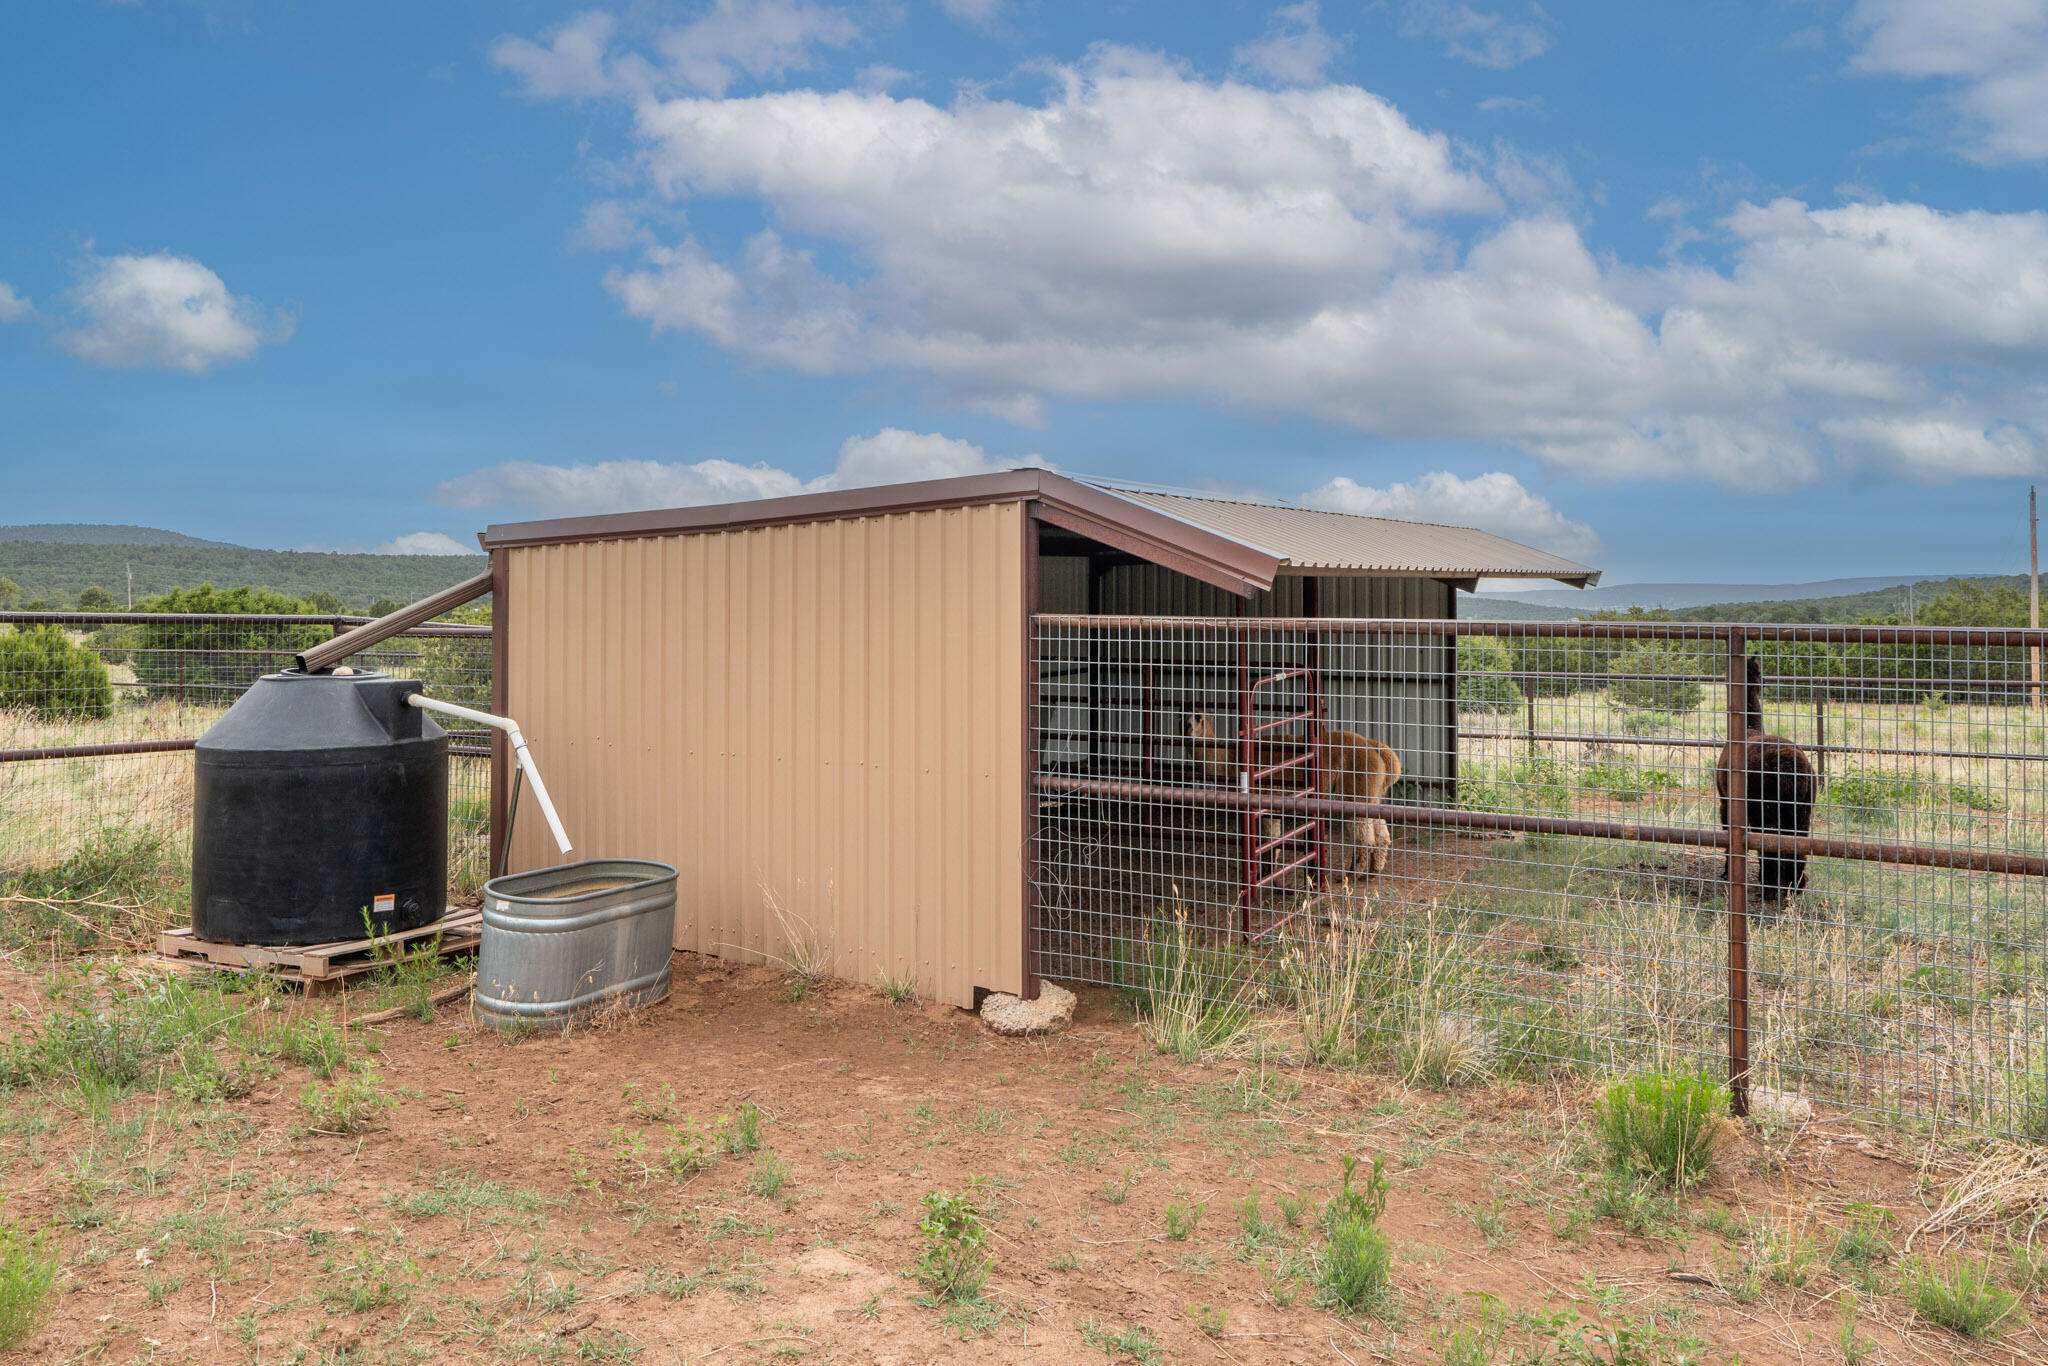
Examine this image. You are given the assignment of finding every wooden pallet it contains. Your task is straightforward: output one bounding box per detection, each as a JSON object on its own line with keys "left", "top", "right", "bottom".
{"left": 155, "top": 910, "right": 482, "bottom": 991}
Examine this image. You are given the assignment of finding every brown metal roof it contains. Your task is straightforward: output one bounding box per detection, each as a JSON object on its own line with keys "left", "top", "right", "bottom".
{"left": 1084, "top": 482, "right": 1600, "bottom": 588}
{"left": 478, "top": 468, "right": 1597, "bottom": 594}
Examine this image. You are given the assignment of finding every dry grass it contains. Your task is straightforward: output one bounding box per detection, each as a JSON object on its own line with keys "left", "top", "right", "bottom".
{"left": 1275, "top": 909, "right": 1378, "bottom": 1064}
{"left": 754, "top": 878, "right": 835, "bottom": 991}
{"left": 1910, "top": 1143, "right": 2048, "bottom": 1254}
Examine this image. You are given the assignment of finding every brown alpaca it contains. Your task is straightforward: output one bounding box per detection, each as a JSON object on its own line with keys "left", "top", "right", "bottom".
{"left": 1183, "top": 711, "right": 1402, "bottom": 880}
{"left": 1714, "top": 656, "right": 1818, "bottom": 914}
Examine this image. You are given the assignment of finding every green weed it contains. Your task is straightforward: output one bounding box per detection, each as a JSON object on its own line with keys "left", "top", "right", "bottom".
{"left": 1162, "top": 1199, "right": 1204, "bottom": 1241}
{"left": 0, "top": 1216, "right": 59, "bottom": 1350}
{"left": 913, "top": 1190, "right": 990, "bottom": 1303}
{"left": 1595, "top": 1071, "right": 1730, "bottom": 1189}
{"left": 1903, "top": 1255, "right": 2021, "bottom": 1339}
{"left": 746, "top": 1152, "right": 792, "bottom": 1199}
{"left": 724, "top": 1100, "right": 763, "bottom": 1155}
{"left": 300, "top": 1068, "right": 396, "bottom": 1133}
{"left": 1316, "top": 1156, "right": 1391, "bottom": 1315}
{"left": 1078, "top": 1319, "right": 1164, "bottom": 1364}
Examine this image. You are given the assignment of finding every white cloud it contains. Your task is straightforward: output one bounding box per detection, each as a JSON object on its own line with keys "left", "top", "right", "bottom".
{"left": 1847, "top": 0, "right": 2048, "bottom": 162}
{"left": 58, "top": 252, "right": 290, "bottom": 373}
{"left": 0, "top": 282, "right": 33, "bottom": 323}
{"left": 855, "top": 62, "right": 910, "bottom": 92}
{"left": 936, "top": 0, "right": 1004, "bottom": 31}
{"left": 436, "top": 457, "right": 805, "bottom": 514}
{"left": 490, "top": 10, "right": 618, "bottom": 100}
{"left": 1302, "top": 470, "right": 1599, "bottom": 559}
{"left": 819, "top": 427, "right": 1050, "bottom": 488}
{"left": 571, "top": 199, "right": 654, "bottom": 251}
{"left": 510, "top": 29, "right": 2048, "bottom": 492}
{"left": 1235, "top": 3, "right": 1343, "bottom": 86}
{"left": 604, "top": 46, "right": 1499, "bottom": 393}
{"left": 434, "top": 428, "right": 1046, "bottom": 516}
{"left": 373, "top": 531, "right": 475, "bottom": 556}
{"left": 491, "top": 1, "right": 861, "bottom": 101}
{"left": 1400, "top": 1, "right": 1556, "bottom": 70}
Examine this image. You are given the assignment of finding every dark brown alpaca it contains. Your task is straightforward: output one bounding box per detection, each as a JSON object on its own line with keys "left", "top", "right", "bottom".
{"left": 1715, "top": 656, "right": 1817, "bottom": 911}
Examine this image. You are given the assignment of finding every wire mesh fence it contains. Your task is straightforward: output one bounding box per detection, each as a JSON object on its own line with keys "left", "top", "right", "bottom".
{"left": 0, "top": 610, "right": 492, "bottom": 952}
{"left": 1032, "top": 614, "right": 2048, "bottom": 1139}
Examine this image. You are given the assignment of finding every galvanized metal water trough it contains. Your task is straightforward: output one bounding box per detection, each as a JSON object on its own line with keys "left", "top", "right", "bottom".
{"left": 473, "top": 858, "right": 677, "bottom": 1029}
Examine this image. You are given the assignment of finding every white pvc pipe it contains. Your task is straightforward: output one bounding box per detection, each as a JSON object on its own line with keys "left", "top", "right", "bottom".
{"left": 406, "top": 694, "right": 574, "bottom": 856}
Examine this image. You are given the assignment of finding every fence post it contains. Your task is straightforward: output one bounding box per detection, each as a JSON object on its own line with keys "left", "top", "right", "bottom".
{"left": 1813, "top": 692, "right": 1825, "bottom": 778}
{"left": 1525, "top": 683, "right": 1537, "bottom": 757}
{"left": 1724, "top": 629, "right": 1751, "bottom": 1119}
{"left": 1237, "top": 608, "right": 1253, "bottom": 935}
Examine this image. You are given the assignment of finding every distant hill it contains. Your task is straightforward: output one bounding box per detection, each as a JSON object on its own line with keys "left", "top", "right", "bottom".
{"left": 1472, "top": 573, "right": 1994, "bottom": 614}
{"left": 1456, "top": 595, "right": 1580, "bottom": 621}
{"left": 0, "top": 542, "right": 485, "bottom": 612}
{"left": 1461, "top": 573, "right": 2032, "bottom": 626}
{"left": 1668, "top": 575, "right": 2031, "bottom": 624}
{"left": 0, "top": 523, "right": 234, "bottom": 549}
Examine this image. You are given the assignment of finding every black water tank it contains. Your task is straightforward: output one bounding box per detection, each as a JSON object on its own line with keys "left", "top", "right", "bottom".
{"left": 192, "top": 671, "right": 449, "bottom": 945}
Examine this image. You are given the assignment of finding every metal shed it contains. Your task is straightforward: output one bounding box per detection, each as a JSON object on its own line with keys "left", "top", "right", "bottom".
{"left": 479, "top": 469, "right": 1597, "bottom": 1006}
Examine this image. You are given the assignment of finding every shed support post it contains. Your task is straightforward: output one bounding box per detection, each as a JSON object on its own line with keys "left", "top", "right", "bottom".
{"left": 1020, "top": 505, "right": 1043, "bottom": 1002}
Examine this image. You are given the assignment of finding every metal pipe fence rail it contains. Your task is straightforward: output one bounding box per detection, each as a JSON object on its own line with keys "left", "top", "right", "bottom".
{"left": 1031, "top": 614, "right": 2048, "bottom": 1139}
{"left": 0, "top": 611, "right": 495, "bottom": 938}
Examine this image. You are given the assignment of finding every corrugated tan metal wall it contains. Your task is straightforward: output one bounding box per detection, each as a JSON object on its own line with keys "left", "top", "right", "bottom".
{"left": 502, "top": 503, "right": 1027, "bottom": 1007}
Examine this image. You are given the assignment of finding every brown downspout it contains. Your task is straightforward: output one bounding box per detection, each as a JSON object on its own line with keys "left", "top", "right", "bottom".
{"left": 294, "top": 568, "right": 495, "bottom": 674}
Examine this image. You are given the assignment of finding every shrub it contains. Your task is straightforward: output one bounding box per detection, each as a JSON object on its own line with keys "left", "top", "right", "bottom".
{"left": 128, "top": 584, "right": 327, "bottom": 701}
{"left": 1457, "top": 637, "right": 1524, "bottom": 714}
{"left": 0, "top": 625, "right": 113, "bottom": 721}
{"left": 1316, "top": 1155, "right": 1392, "bottom": 1315}
{"left": 1319, "top": 1215, "right": 1391, "bottom": 1314}
{"left": 1607, "top": 642, "right": 1705, "bottom": 714}
{"left": 914, "top": 1190, "right": 991, "bottom": 1302}
{"left": 1595, "top": 1071, "right": 1730, "bottom": 1189}
{"left": 0, "top": 1215, "right": 59, "bottom": 1350}
{"left": 1904, "top": 1256, "right": 2020, "bottom": 1339}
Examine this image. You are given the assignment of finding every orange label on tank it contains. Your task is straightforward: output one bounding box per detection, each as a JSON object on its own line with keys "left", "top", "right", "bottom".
{"left": 373, "top": 893, "right": 396, "bottom": 915}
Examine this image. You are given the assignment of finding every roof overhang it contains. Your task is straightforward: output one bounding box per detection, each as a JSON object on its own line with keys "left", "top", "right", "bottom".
{"left": 479, "top": 468, "right": 1597, "bottom": 596}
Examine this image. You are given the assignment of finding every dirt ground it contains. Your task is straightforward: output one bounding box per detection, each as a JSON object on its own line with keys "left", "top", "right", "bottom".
{"left": 2, "top": 952, "right": 2043, "bottom": 1366}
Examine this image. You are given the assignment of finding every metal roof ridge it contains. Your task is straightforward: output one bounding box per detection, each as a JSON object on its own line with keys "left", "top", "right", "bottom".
{"left": 1070, "top": 478, "right": 1294, "bottom": 564}
{"left": 1079, "top": 475, "right": 1547, "bottom": 543}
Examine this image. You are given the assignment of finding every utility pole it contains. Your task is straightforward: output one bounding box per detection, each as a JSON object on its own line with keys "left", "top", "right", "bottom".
{"left": 2033, "top": 486, "right": 2041, "bottom": 709}
{"left": 125, "top": 562, "right": 133, "bottom": 609}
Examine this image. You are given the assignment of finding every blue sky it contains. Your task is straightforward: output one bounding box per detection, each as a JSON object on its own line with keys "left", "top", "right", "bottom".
{"left": 3, "top": 1, "right": 2046, "bottom": 583}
